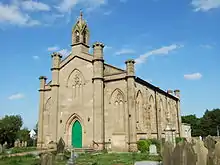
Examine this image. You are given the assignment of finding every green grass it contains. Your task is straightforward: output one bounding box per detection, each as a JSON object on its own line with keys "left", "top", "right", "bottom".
{"left": 0, "top": 152, "right": 162, "bottom": 165}
{"left": 9, "top": 147, "right": 37, "bottom": 154}
{"left": 75, "top": 152, "right": 162, "bottom": 165}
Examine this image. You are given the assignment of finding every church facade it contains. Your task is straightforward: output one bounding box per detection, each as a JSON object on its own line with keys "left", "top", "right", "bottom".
{"left": 37, "top": 13, "right": 182, "bottom": 152}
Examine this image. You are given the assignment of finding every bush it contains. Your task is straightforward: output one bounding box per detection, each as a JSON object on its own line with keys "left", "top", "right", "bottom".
{"left": 148, "top": 138, "right": 161, "bottom": 153}
{"left": 176, "top": 137, "right": 186, "bottom": 144}
{"left": 137, "top": 140, "right": 151, "bottom": 153}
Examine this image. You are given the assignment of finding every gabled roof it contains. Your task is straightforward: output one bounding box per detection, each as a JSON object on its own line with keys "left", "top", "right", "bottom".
{"left": 135, "top": 77, "right": 179, "bottom": 101}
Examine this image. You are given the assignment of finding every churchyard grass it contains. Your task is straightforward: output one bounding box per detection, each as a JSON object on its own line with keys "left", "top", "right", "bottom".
{"left": 0, "top": 152, "right": 161, "bottom": 165}
{"left": 8, "top": 147, "right": 37, "bottom": 154}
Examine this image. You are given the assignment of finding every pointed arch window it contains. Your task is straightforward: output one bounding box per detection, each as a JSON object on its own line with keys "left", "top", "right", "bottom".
{"left": 75, "top": 31, "right": 80, "bottom": 43}
{"left": 82, "top": 31, "right": 87, "bottom": 44}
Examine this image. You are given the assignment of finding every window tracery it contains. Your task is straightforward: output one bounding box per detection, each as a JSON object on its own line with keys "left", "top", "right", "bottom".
{"left": 75, "top": 31, "right": 80, "bottom": 43}
{"left": 111, "top": 89, "right": 125, "bottom": 133}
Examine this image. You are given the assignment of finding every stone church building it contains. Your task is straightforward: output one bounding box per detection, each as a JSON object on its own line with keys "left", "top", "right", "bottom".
{"left": 37, "top": 12, "right": 182, "bottom": 152}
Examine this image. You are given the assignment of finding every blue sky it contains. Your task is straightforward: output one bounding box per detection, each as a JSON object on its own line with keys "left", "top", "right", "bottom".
{"left": 0, "top": 0, "right": 220, "bottom": 129}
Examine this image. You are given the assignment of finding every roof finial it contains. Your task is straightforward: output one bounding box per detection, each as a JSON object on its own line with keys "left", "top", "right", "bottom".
{"left": 80, "top": 9, "right": 83, "bottom": 20}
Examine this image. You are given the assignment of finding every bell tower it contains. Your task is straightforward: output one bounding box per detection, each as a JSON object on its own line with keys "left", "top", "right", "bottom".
{"left": 71, "top": 10, "right": 90, "bottom": 54}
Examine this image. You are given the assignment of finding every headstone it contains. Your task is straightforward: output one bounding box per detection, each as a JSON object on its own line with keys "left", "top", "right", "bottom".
{"left": 41, "top": 152, "right": 55, "bottom": 165}
{"left": 193, "top": 140, "right": 208, "bottom": 165}
{"left": 171, "top": 140, "right": 197, "bottom": 165}
{"left": 0, "top": 144, "right": 3, "bottom": 154}
{"left": 213, "top": 141, "right": 220, "bottom": 165}
{"left": 3, "top": 142, "right": 7, "bottom": 150}
{"left": 204, "top": 135, "right": 216, "bottom": 165}
{"left": 149, "top": 144, "right": 158, "bottom": 156}
{"left": 162, "top": 142, "right": 173, "bottom": 165}
{"left": 22, "top": 141, "right": 25, "bottom": 147}
{"left": 57, "top": 137, "right": 65, "bottom": 153}
{"left": 135, "top": 161, "right": 162, "bottom": 165}
{"left": 24, "top": 141, "right": 27, "bottom": 147}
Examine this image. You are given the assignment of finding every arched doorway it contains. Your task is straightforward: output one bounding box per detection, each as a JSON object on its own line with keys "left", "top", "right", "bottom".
{"left": 71, "top": 120, "right": 82, "bottom": 148}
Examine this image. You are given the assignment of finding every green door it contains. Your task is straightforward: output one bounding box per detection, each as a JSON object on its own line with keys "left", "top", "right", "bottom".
{"left": 72, "top": 120, "right": 82, "bottom": 148}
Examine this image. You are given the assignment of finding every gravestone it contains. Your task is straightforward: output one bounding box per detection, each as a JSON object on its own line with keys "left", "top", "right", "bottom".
{"left": 213, "top": 141, "right": 220, "bottom": 165}
{"left": 171, "top": 140, "right": 197, "bottom": 165}
{"left": 135, "top": 161, "right": 162, "bottom": 165}
{"left": 0, "top": 144, "right": 3, "bottom": 154}
{"left": 57, "top": 137, "right": 65, "bottom": 153}
{"left": 41, "top": 152, "right": 55, "bottom": 165}
{"left": 56, "top": 138, "right": 65, "bottom": 161}
{"left": 193, "top": 139, "right": 208, "bottom": 165}
{"left": 3, "top": 142, "right": 7, "bottom": 150}
{"left": 204, "top": 135, "right": 216, "bottom": 165}
{"left": 149, "top": 144, "right": 158, "bottom": 156}
{"left": 162, "top": 142, "right": 173, "bottom": 165}
{"left": 24, "top": 141, "right": 27, "bottom": 147}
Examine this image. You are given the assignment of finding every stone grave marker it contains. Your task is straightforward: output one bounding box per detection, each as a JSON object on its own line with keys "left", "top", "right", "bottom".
{"left": 149, "top": 144, "right": 158, "bottom": 156}
{"left": 213, "top": 141, "right": 220, "bottom": 165}
{"left": 24, "top": 141, "right": 27, "bottom": 147}
{"left": 41, "top": 152, "right": 55, "bottom": 165}
{"left": 171, "top": 140, "right": 197, "bottom": 165}
{"left": 162, "top": 142, "right": 173, "bottom": 165}
{"left": 56, "top": 137, "right": 65, "bottom": 161}
{"left": 57, "top": 137, "right": 65, "bottom": 153}
{"left": 204, "top": 135, "right": 216, "bottom": 165}
{"left": 193, "top": 139, "right": 208, "bottom": 165}
{"left": 0, "top": 144, "right": 3, "bottom": 154}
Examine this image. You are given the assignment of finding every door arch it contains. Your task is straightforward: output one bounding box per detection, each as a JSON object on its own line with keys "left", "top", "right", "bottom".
{"left": 71, "top": 120, "right": 82, "bottom": 148}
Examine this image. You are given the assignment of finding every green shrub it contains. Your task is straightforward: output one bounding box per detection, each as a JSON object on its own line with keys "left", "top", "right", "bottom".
{"left": 148, "top": 138, "right": 161, "bottom": 154}
{"left": 137, "top": 140, "right": 151, "bottom": 153}
{"left": 176, "top": 137, "right": 186, "bottom": 144}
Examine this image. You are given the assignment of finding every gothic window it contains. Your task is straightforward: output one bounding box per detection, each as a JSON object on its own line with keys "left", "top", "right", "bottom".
{"left": 136, "top": 91, "right": 143, "bottom": 131}
{"left": 75, "top": 31, "right": 80, "bottom": 43}
{"left": 44, "top": 97, "right": 51, "bottom": 136}
{"left": 111, "top": 89, "right": 125, "bottom": 133}
{"left": 67, "top": 69, "right": 84, "bottom": 103}
{"left": 82, "top": 30, "right": 86, "bottom": 44}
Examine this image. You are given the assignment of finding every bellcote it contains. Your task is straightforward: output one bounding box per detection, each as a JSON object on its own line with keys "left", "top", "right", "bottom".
{"left": 71, "top": 11, "right": 90, "bottom": 54}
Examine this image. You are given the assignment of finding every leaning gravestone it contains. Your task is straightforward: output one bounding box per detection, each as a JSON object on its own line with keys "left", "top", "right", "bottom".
{"left": 171, "top": 140, "right": 197, "bottom": 165}
{"left": 162, "top": 142, "right": 173, "bottom": 165}
{"left": 213, "top": 141, "right": 220, "bottom": 165}
{"left": 204, "top": 135, "right": 216, "bottom": 165}
{"left": 41, "top": 152, "right": 55, "bottom": 165}
{"left": 149, "top": 144, "right": 158, "bottom": 156}
{"left": 193, "top": 139, "right": 208, "bottom": 165}
{"left": 56, "top": 138, "right": 65, "bottom": 161}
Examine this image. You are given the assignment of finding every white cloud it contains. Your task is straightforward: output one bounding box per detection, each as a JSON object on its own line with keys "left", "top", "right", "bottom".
{"left": 192, "top": 0, "right": 220, "bottom": 11}
{"left": 135, "top": 44, "right": 183, "bottom": 64}
{"left": 184, "top": 73, "right": 202, "bottom": 80}
{"left": 8, "top": 93, "right": 25, "bottom": 100}
{"left": 58, "top": 49, "right": 71, "bottom": 57}
{"left": 32, "top": 55, "right": 39, "bottom": 60}
{"left": 21, "top": 0, "right": 50, "bottom": 12}
{"left": 200, "top": 44, "right": 213, "bottom": 49}
{"left": 47, "top": 46, "right": 60, "bottom": 51}
{"left": 0, "top": 2, "right": 41, "bottom": 26}
{"left": 104, "top": 45, "right": 112, "bottom": 51}
{"left": 57, "top": 0, "right": 107, "bottom": 13}
{"left": 115, "top": 48, "right": 136, "bottom": 55}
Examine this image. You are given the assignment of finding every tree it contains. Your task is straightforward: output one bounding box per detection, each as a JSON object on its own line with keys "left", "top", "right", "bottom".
{"left": 181, "top": 114, "right": 201, "bottom": 136}
{"left": 200, "top": 108, "right": 220, "bottom": 136}
{"left": 17, "top": 128, "right": 30, "bottom": 141}
{"left": 0, "top": 115, "right": 23, "bottom": 146}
